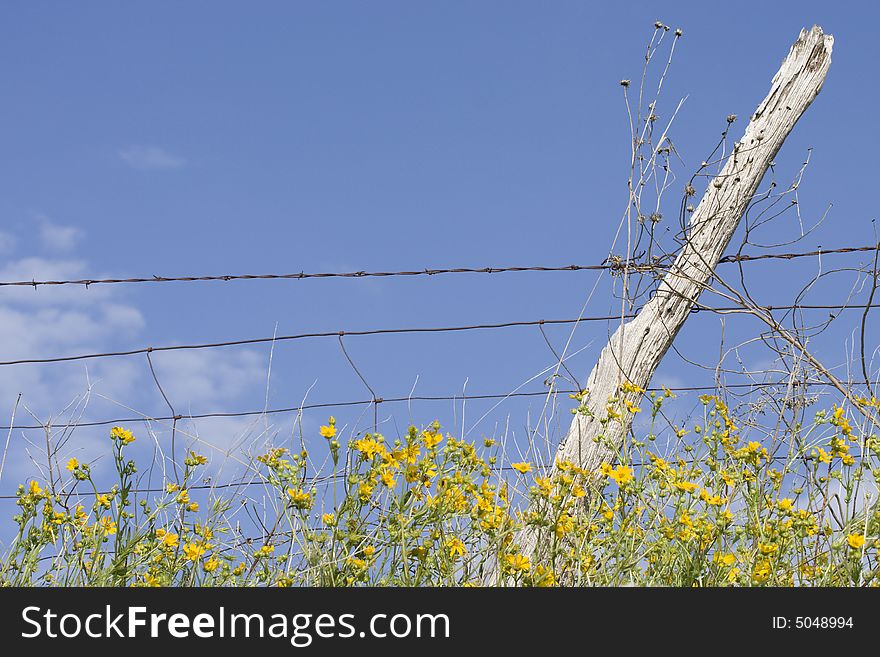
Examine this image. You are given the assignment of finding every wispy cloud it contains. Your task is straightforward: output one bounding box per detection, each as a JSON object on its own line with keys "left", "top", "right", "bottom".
{"left": 0, "top": 236, "right": 270, "bottom": 487}
{"left": 119, "top": 145, "right": 186, "bottom": 170}
{"left": 147, "top": 349, "right": 267, "bottom": 410}
{"left": 0, "top": 231, "right": 15, "bottom": 255}
{"left": 37, "top": 219, "right": 83, "bottom": 253}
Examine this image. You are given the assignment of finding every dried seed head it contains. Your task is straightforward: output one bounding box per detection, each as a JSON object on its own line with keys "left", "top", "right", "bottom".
{"left": 727, "top": 114, "right": 737, "bottom": 123}
{"left": 713, "top": 178, "right": 723, "bottom": 189}
{"left": 685, "top": 183, "right": 696, "bottom": 197}
{"left": 655, "top": 20, "right": 663, "bottom": 29}
{"left": 620, "top": 79, "right": 631, "bottom": 87}
{"left": 674, "top": 28, "right": 682, "bottom": 37}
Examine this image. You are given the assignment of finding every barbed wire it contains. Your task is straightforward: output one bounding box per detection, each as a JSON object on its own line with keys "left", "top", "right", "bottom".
{"left": 0, "top": 243, "right": 876, "bottom": 289}
{"left": 3, "top": 247, "right": 879, "bottom": 502}
{"left": 716, "top": 244, "right": 880, "bottom": 264}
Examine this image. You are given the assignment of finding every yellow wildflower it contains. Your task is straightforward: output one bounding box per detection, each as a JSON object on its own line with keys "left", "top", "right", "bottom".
{"left": 555, "top": 513, "right": 575, "bottom": 538}
{"left": 752, "top": 560, "right": 772, "bottom": 584}
{"left": 183, "top": 542, "right": 208, "bottom": 561}
{"left": 713, "top": 552, "right": 736, "bottom": 566}
{"left": 110, "top": 426, "right": 135, "bottom": 444}
{"left": 287, "top": 488, "right": 313, "bottom": 510}
{"left": 423, "top": 431, "right": 443, "bottom": 448}
{"left": 353, "top": 436, "right": 385, "bottom": 459}
{"left": 185, "top": 451, "right": 208, "bottom": 466}
{"left": 159, "top": 531, "right": 179, "bottom": 548}
{"left": 812, "top": 448, "right": 832, "bottom": 464}
{"left": 608, "top": 465, "right": 634, "bottom": 486}
{"left": 98, "top": 517, "right": 117, "bottom": 536}
{"left": 446, "top": 537, "right": 466, "bottom": 559}
{"left": 847, "top": 533, "right": 866, "bottom": 549}
{"left": 534, "top": 476, "right": 553, "bottom": 497}
{"left": 699, "top": 489, "right": 724, "bottom": 506}
{"left": 533, "top": 564, "right": 556, "bottom": 587}
{"left": 503, "top": 553, "right": 531, "bottom": 573}
{"left": 620, "top": 381, "right": 645, "bottom": 394}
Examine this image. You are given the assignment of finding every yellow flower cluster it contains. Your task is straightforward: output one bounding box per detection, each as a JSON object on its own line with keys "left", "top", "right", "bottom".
{"left": 109, "top": 426, "right": 136, "bottom": 444}
{"left": 6, "top": 396, "right": 880, "bottom": 588}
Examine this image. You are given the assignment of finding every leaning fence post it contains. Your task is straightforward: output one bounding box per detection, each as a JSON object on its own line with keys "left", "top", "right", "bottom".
{"left": 519, "top": 25, "right": 833, "bottom": 561}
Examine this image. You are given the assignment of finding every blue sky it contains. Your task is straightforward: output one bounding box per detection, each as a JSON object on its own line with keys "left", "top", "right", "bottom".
{"left": 0, "top": 1, "right": 878, "bottom": 493}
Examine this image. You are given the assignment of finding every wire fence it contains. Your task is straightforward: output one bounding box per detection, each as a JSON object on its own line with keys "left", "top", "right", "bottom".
{"left": 0, "top": 379, "right": 866, "bottom": 433}
{"left": 3, "top": 302, "right": 880, "bottom": 368}
{"left": 0, "top": 243, "right": 876, "bottom": 289}
{"left": 2, "top": 241, "right": 879, "bottom": 495}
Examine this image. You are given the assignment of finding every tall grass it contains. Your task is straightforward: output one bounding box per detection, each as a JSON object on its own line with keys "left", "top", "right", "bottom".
{"left": 2, "top": 388, "right": 878, "bottom": 586}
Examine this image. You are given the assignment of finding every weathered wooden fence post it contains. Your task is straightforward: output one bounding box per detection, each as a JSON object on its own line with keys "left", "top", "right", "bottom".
{"left": 520, "top": 25, "right": 833, "bottom": 561}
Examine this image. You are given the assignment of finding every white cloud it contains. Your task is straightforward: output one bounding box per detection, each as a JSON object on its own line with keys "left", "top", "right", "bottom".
{"left": 0, "top": 302, "right": 145, "bottom": 413}
{"left": 0, "top": 228, "right": 278, "bottom": 493}
{"left": 146, "top": 349, "right": 267, "bottom": 409}
{"left": 119, "top": 145, "right": 186, "bottom": 170}
{"left": 0, "top": 231, "right": 15, "bottom": 255}
{"left": 38, "top": 220, "right": 83, "bottom": 252}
